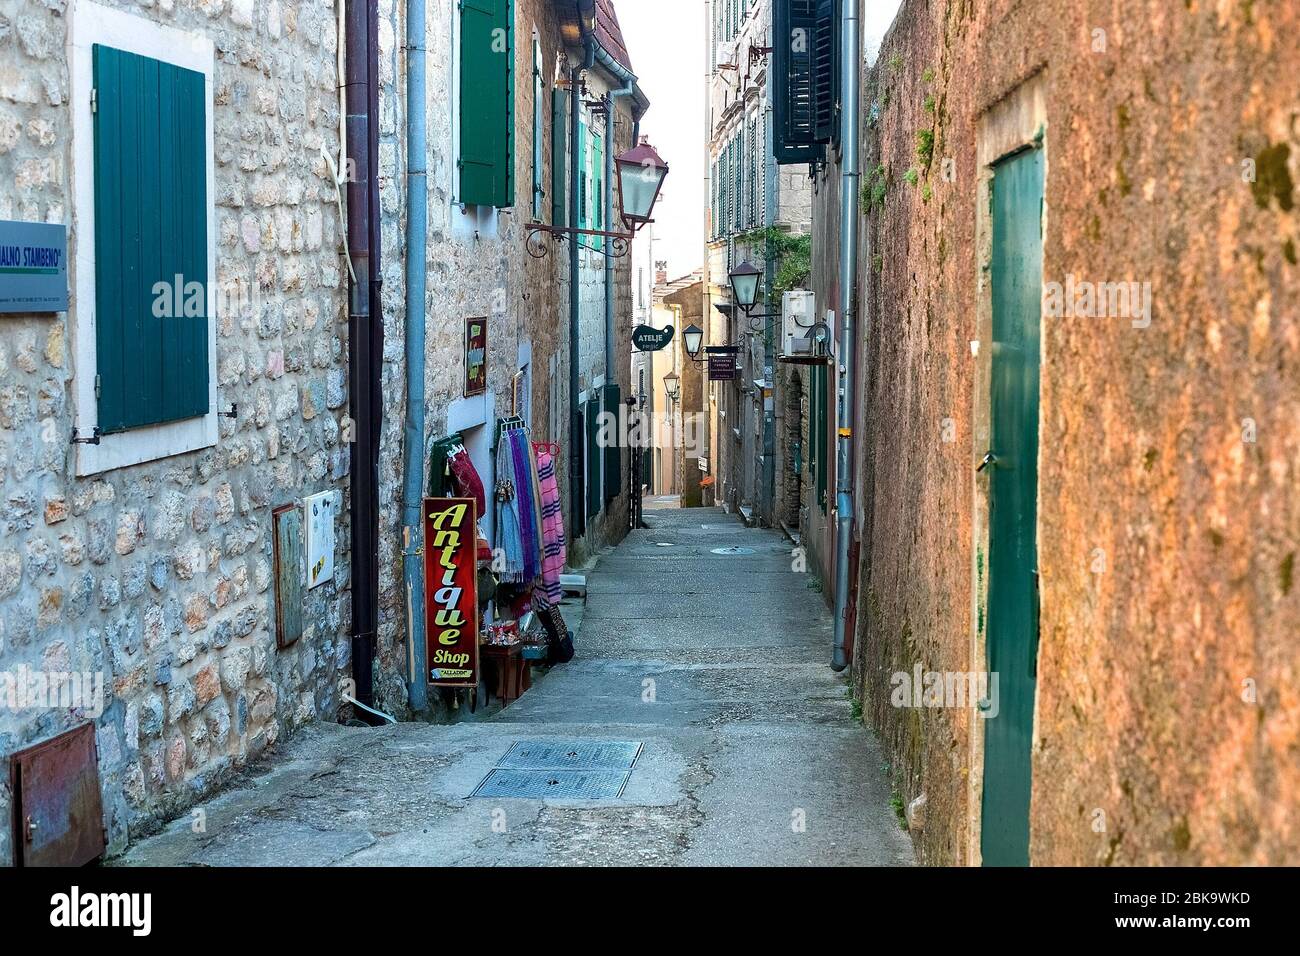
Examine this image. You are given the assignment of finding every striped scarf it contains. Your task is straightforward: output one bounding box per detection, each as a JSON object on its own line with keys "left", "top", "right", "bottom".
{"left": 535, "top": 447, "right": 567, "bottom": 605}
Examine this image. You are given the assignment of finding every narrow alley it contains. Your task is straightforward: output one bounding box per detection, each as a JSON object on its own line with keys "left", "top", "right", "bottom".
{"left": 111, "top": 509, "right": 912, "bottom": 867}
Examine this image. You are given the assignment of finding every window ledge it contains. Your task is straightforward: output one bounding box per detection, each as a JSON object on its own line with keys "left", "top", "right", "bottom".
{"left": 76, "top": 414, "right": 218, "bottom": 477}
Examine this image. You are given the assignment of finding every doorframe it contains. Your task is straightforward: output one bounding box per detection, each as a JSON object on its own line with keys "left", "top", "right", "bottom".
{"left": 967, "top": 70, "right": 1048, "bottom": 867}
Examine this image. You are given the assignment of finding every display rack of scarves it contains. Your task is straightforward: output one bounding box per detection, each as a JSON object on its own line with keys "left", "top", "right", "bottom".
{"left": 494, "top": 421, "right": 544, "bottom": 587}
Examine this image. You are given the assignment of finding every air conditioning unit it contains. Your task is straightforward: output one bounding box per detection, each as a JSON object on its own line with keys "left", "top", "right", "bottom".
{"left": 781, "top": 290, "right": 815, "bottom": 356}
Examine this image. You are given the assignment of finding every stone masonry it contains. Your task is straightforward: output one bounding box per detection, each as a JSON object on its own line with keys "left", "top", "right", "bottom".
{"left": 0, "top": 0, "right": 353, "bottom": 863}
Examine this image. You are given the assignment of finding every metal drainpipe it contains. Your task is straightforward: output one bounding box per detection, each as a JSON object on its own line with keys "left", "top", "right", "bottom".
{"left": 345, "top": 0, "right": 382, "bottom": 712}
{"left": 569, "top": 38, "right": 596, "bottom": 538}
{"left": 401, "top": 0, "right": 428, "bottom": 712}
{"left": 831, "top": 0, "right": 860, "bottom": 673}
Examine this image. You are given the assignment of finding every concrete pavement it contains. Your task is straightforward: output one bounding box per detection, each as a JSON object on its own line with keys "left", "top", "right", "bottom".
{"left": 114, "top": 507, "right": 914, "bottom": 866}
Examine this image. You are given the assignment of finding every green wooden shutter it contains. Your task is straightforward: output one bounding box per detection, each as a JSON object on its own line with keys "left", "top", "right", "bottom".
{"left": 576, "top": 115, "right": 588, "bottom": 230}
{"left": 773, "top": 0, "right": 824, "bottom": 164}
{"left": 93, "top": 44, "right": 209, "bottom": 434}
{"left": 531, "top": 35, "right": 543, "bottom": 217}
{"left": 459, "top": 0, "right": 514, "bottom": 207}
{"left": 812, "top": 363, "right": 827, "bottom": 511}
{"left": 551, "top": 88, "right": 567, "bottom": 225}
{"left": 602, "top": 383, "right": 621, "bottom": 502}
{"left": 734, "top": 125, "right": 744, "bottom": 229}
{"left": 592, "top": 133, "right": 603, "bottom": 250}
{"left": 813, "top": 0, "right": 839, "bottom": 144}
{"left": 585, "top": 398, "right": 601, "bottom": 519}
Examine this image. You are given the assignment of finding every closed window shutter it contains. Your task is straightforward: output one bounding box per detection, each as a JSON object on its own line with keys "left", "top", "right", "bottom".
{"left": 602, "top": 382, "right": 621, "bottom": 501}
{"left": 722, "top": 141, "right": 731, "bottom": 235}
{"left": 551, "top": 87, "right": 567, "bottom": 225}
{"left": 813, "top": 0, "right": 839, "bottom": 144}
{"left": 585, "top": 399, "right": 601, "bottom": 519}
{"left": 592, "top": 133, "right": 603, "bottom": 250}
{"left": 772, "top": 0, "right": 823, "bottom": 164}
{"left": 93, "top": 44, "right": 209, "bottom": 434}
{"left": 734, "top": 126, "right": 744, "bottom": 229}
{"left": 577, "top": 115, "right": 587, "bottom": 229}
{"left": 532, "top": 35, "right": 543, "bottom": 217}
{"left": 459, "top": 0, "right": 514, "bottom": 207}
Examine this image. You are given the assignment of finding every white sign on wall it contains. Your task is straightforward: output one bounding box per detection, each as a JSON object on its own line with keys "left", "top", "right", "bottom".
{"left": 304, "top": 490, "right": 339, "bottom": 589}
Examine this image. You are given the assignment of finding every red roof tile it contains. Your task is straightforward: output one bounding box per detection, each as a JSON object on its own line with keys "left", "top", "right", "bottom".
{"left": 595, "top": 0, "right": 634, "bottom": 73}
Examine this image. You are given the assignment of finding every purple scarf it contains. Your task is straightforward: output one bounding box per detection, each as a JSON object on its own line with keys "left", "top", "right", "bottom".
{"left": 509, "top": 430, "right": 541, "bottom": 583}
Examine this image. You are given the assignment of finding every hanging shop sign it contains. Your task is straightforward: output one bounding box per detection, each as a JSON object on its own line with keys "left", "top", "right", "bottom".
{"left": 632, "top": 324, "right": 674, "bottom": 352}
{"left": 423, "top": 497, "right": 480, "bottom": 687}
{"left": 465, "top": 316, "right": 487, "bottom": 396}
{"left": 706, "top": 345, "right": 739, "bottom": 382}
{"left": 0, "top": 220, "right": 68, "bottom": 313}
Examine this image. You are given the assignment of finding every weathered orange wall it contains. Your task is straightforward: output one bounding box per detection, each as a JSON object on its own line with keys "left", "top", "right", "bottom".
{"left": 830, "top": 0, "right": 1299, "bottom": 865}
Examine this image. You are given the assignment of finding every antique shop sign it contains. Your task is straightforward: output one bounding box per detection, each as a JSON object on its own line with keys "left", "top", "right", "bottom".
{"left": 423, "top": 497, "right": 480, "bottom": 687}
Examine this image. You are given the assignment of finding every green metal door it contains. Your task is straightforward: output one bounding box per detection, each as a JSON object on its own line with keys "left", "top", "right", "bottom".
{"left": 981, "top": 144, "right": 1044, "bottom": 867}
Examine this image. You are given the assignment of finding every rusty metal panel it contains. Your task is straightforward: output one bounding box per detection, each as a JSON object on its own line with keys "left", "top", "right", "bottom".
{"left": 13, "top": 723, "right": 105, "bottom": 867}
{"left": 273, "top": 503, "right": 304, "bottom": 648}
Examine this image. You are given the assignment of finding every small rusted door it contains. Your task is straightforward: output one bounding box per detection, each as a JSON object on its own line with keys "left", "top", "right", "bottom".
{"left": 13, "top": 723, "right": 106, "bottom": 866}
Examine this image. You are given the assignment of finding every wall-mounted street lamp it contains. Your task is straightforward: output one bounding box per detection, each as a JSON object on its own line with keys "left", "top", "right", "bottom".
{"left": 526, "top": 136, "right": 669, "bottom": 259}
{"left": 682, "top": 324, "right": 704, "bottom": 361}
{"left": 729, "top": 260, "right": 829, "bottom": 364}
{"left": 726, "top": 260, "right": 778, "bottom": 336}
{"left": 662, "top": 370, "right": 680, "bottom": 402}
{"left": 728, "top": 260, "right": 763, "bottom": 312}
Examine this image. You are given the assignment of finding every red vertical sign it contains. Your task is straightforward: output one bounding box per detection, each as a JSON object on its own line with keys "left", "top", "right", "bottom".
{"left": 423, "top": 497, "right": 479, "bottom": 687}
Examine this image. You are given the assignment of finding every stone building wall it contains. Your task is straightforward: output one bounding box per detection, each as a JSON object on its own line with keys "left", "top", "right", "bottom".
{"left": 371, "top": 0, "right": 633, "bottom": 708}
{"left": 0, "top": 0, "right": 353, "bottom": 863}
{"left": 840, "top": 0, "right": 1299, "bottom": 865}
{"left": 371, "top": 0, "right": 571, "bottom": 714}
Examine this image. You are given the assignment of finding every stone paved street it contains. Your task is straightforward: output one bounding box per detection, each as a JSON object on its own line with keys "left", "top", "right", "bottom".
{"left": 114, "top": 509, "right": 913, "bottom": 866}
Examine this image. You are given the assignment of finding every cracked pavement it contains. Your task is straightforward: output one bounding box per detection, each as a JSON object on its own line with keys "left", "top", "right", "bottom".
{"left": 114, "top": 508, "right": 915, "bottom": 866}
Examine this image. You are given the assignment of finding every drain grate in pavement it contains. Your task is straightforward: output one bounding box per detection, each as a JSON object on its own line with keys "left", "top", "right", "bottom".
{"left": 470, "top": 740, "right": 643, "bottom": 799}
{"left": 499, "top": 739, "right": 642, "bottom": 771}
{"left": 471, "top": 768, "right": 630, "bottom": 800}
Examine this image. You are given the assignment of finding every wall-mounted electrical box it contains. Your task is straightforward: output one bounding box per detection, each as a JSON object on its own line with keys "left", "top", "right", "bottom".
{"left": 781, "top": 290, "right": 816, "bottom": 356}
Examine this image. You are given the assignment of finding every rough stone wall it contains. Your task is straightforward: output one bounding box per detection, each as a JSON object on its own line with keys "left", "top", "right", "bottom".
{"left": 0, "top": 0, "right": 353, "bottom": 863}
{"left": 373, "top": 0, "right": 574, "bottom": 715}
{"left": 373, "top": 0, "right": 632, "bottom": 695}
{"left": 851, "top": 0, "right": 1299, "bottom": 865}
{"left": 802, "top": 159, "right": 838, "bottom": 595}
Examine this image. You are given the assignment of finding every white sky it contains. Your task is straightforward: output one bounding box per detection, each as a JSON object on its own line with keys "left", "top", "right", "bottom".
{"left": 618, "top": 0, "right": 904, "bottom": 277}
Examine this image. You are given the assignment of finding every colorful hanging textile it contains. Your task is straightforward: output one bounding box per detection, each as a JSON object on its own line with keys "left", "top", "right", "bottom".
{"left": 534, "top": 445, "right": 567, "bottom": 605}
{"left": 509, "top": 429, "right": 542, "bottom": 584}
{"left": 494, "top": 433, "right": 525, "bottom": 583}
{"left": 447, "top": 445, "right": 487, "bottom": 516}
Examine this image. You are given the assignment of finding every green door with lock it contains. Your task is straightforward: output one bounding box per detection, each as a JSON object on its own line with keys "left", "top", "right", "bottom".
{"left": 980, "top": 144, "right": 1044, "bottom": 867}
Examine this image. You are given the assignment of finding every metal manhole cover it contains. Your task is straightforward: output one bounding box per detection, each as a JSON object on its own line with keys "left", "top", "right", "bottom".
{"left": 499, "top": 740, "right": 643, "bottom": 771}
{"left": 470, "top": 769, "right": 630, "bottom": 800}
{"left": 711, "top": 546, "right": 756, "bottom": 555}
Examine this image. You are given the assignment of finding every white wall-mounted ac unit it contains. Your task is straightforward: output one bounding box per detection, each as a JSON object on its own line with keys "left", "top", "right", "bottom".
{"left": 781, "top": 290, "right": 816, "bottom": 356}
